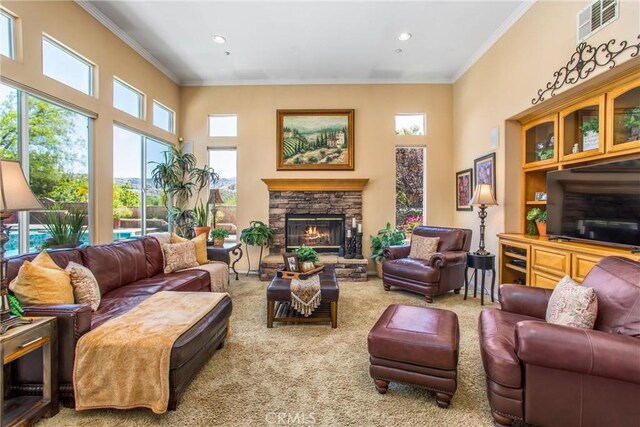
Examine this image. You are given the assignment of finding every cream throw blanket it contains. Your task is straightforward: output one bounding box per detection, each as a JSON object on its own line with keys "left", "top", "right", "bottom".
{"left": 290, "top": 275, "right": 322, "bottom": 317}
{"left": 74, "top": 291, "right": 229, "bottom": 414}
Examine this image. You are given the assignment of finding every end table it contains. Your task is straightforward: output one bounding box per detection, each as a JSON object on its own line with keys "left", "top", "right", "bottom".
{"left": 207, "top": 242, "right": 243, "bottom": 280}
{"left": 464, "top": 253, "right": 496, "bottom": 305}
{"left": 1, "top": 317, "right": 58, "bottom": 426}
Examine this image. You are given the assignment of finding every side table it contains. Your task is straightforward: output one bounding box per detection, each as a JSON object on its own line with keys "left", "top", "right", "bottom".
{"left": 1, "top": 317, "right": 58, "bottom": 426}
{"left": 207, "top": 242, "right": 243, "bottom": 280}
{"left": 464, "top": 253, "right": 496, "bottom": 305}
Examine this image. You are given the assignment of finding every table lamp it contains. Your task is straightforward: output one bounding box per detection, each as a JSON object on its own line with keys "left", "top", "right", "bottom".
{"left": 0, "top": 159, "right": 43, "bottom": 334}
{"left": 208, "top": 188, "right": 224, "bottom": 228}
{"left": 469, "top": 183, "right": 498, "bottom": 256}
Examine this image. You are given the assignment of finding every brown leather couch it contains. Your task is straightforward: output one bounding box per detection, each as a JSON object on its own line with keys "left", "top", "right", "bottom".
{"left": 8, "top": 236, "right": 232, "bottom": 409}
{"left": 382, "top": 226, "right": 472, "bottom": 303}
{"left": 478, "top": 256, "right": 640, "bottom": 427}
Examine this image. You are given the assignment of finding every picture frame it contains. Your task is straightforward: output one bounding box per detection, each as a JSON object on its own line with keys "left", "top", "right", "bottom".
{"left": 276, "top": 109, "right": 354, "bottom": 170}
{"left": 455, "top": 169, "right": 473, "bottom": 211}
{"left": 535, "top": 192, "right": 547, "bottom": 201}
{"left": 283, "top": 253, "right": 300, "bottom": 272}
{"left": 474, "top": 152, "right": 496, "bottom": 196}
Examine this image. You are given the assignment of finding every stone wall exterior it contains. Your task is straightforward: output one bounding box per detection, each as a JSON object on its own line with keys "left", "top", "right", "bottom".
{"left": 268, "top": 191, "right": 363, "bottom": 254}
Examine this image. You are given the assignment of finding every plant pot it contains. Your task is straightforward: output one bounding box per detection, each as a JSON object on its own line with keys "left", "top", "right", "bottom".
{"left": 194, "top": 226, "right": 211, "bottom": 238}
{"left": 536, "top": 221, "right": 547, "bottom": 237}
{"left": 213, "top": 237, "right": 225, "bottom": 247}
{"left": 300, "top": 261, "right": 316, "bottom": 272}
{"left": 375, "top": 259, "right": 383, "bottom": 279}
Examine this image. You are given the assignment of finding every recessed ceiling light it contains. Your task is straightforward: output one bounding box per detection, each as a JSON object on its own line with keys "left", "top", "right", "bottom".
{"left": 395, "top": 48, "right": 403, "bottom": 54}
{"left": 224, "top": 51, "right": 231, "bottom": 56}
{"left": 213, "top": 35, "right": 226, "bottom": 44}
{"left": 398, "top": 32, "right": 412, "bottom": 41}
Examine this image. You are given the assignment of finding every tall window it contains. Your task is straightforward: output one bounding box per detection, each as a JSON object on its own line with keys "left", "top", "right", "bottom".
{"left": 208, "top": 148, "right": 237, "bottom": 240}
{"left": 395, "top": 146, "right": 426, "bottom": 231}
{"left": 209, "top": 114, "right": 237, "bottom": 137}
{"left": 0, "top": 82, "right": 91, "bottom": 255}
{"left": 113, "top": 78, "right": 144, "bottom": 119}
{"left": 0, "top": 9, "right": 14, "bottom": 59}
{"left": 395, "top": 114, "right": 426, "bottom": 136}
{"left": 113, "top": 125, "right": 169, "bottom": 238}
{"left": 153, "top": 101, "right": 174, "bottom": 133}
{"left": 42, "top": 36, "right": 93, "bottom": 95}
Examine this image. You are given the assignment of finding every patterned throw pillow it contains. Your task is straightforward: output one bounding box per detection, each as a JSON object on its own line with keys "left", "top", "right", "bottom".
{"left": 546, "top": 276, "right": 598, "bottom": 329}
{"left": 162, "top": 241, "right": 199, "bottom": 273}
{"left": 171, "top": 233, "right": 208, "bottom": 265}
{"left": 66, "top": 261, "right": 101, "bottom": 311}
{"left": 409, "top": 236, "right": 440, "bottom": 261}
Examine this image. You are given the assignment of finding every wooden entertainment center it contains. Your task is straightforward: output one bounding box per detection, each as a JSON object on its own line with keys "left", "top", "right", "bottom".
{"left": 499, "top": 66, "right": 640, "bottom": 289}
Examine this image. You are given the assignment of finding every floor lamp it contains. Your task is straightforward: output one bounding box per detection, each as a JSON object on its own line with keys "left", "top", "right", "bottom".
{"left": 208, "top": 188, "right": 224, "bottom": 228}
{"left": 469, "top": 183, "right": 497, "bottom": 256}
{"left": 0, "top": 160, "right": 43, "bottom": 334}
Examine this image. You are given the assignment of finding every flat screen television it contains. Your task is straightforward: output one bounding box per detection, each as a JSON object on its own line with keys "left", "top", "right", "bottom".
{"left": 546, "top": 157, "right": 640, "bottom": 249}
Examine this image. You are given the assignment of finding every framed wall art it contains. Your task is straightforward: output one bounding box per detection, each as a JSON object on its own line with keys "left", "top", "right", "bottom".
{"left": 276, "top": 109, "right": 354, "bottom": 170}
{"left": 455, "top": 168, "right": 473, "bottom": 211}
{"left": 474, "top": 152, "right": 496, "bottom": 195}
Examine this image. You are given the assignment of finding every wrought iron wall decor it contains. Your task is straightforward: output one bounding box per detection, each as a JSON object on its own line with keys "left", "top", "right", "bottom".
{"left": 532, "top": 35, "right": 640, "bottom": 105}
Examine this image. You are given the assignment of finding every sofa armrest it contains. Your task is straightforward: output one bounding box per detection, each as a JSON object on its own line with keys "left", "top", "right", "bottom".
{"left": 516, "top": 321, "right": 640, "bottom": 384}
{"left": 384, "top": 245, "right": 411, "bottom": 260}
{"left": 428, "top": 251, "right": 467, "bottom": 269}
{"left": 499, "top": 284, "right": 552, "bottom": 319}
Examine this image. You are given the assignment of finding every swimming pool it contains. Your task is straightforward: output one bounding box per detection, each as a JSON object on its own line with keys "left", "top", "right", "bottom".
{"left": 5, "top": 229, "right": 136, "bottom": 257}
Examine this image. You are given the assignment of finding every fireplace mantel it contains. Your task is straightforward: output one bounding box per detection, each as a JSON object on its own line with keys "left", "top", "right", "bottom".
{"left": 261, "top": 178, "right": 369, "bottom": 192}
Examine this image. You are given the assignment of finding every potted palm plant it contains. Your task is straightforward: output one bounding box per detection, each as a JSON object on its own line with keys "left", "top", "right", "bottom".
{"left": 239, "top": 220, "right": 275, "bottom": 275}
{"left": 40, "top": 205, "right": 88, "bottom": 249}
{"left": 370, "top": 223, "right": 405, "bottom": 278}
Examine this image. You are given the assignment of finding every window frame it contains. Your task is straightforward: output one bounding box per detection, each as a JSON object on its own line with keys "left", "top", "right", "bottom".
{"left": 395, "top": 113, "right": 427, "bottom": 136}
{"left": 0, "top": 8, "right": 15, "bottom": 59}
{"left": 113, "top": 77, "right": 145, "bottom": 119}
{"left": 41, "top": 34, "right": 94, "bottom": 96}
{"left": 152, "top": 100, "right": 175, "bottom": 133}
{"left": 208, "top": 114, "right": 238, "bottom": 137}
{"left": 207, "top": 147, "right": 238, "bottom": 242}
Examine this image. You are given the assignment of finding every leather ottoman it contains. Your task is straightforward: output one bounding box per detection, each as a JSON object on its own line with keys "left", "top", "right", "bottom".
{"left": 367, "top": 304, "right": 460, "bottom": 408}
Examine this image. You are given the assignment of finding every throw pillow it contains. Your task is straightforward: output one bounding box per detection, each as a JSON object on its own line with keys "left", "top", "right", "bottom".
{"left": 546, "top": 276, "right": 598, "bottom": 329}
{"left": 171, "top": 233, "right": 208, "bottom": 265}
{"left": 409, "top": 236, "right": 440, "bottom": 261}
{"left": 9, "top": 252, "right": 73, "bottom": 305}
{"left": 66, "top": 261, "right": 101, "bottom": 311}
{"left": 162, "top": 241, "right": 199, "bottom": 273}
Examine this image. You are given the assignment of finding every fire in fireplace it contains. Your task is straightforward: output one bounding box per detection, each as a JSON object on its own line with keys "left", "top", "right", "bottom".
{"left": 285, "top": 214, "right": 345, "bottom": 253}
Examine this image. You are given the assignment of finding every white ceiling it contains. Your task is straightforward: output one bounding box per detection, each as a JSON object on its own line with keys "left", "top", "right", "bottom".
{"left": 81, "top": 0, "right": 534, "bottom": 86}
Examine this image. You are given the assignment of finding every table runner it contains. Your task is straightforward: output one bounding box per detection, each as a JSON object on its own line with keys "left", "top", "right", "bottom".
{"left": 290, "top": 275, "right": 321, "bottom": 317}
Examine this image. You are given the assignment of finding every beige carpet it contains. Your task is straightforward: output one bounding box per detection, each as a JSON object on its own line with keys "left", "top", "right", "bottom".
{"left": 39, "top": 276, "right": 499, "bottom": 427}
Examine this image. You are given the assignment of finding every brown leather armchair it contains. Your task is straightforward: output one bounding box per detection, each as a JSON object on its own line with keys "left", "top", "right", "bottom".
{"left": 382, "top": 226, "right": 472, "bottom": 303}
{"left": 478, "top": 256, "right": 640, "bottom": 427}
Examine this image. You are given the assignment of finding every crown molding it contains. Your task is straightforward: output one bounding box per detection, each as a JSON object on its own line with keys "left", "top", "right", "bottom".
{"left": 74, "top": 0, "right": 181, "bottom": 84}
{"left": 181, "top": 77, "right": 453, "bottom": 87}
{"left": 451, "top": 0, "right": 536, "bottom": 82}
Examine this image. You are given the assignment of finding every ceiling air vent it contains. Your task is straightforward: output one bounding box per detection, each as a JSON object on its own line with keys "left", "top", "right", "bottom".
{"left": 577, "top": 0, "right": 619, "bottom": 42}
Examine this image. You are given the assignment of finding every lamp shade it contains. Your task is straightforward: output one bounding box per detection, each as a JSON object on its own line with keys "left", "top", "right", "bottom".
{"left": 0, "top": 160, "right": 43, "bottom": 212}
{"left": 470, "top": 183, "right": 497, "bottom": 206}
{"left": 208, "top": 188, "right": 224, "bottom": 205}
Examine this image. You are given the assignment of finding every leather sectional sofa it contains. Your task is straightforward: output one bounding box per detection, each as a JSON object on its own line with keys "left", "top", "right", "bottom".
{"left": 8, "top": 236, "right": 232, "bottom": 409}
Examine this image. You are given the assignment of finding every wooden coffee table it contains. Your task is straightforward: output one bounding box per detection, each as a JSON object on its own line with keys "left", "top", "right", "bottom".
{"left": 266, "top": 265, "right": 339, "bottom": 328}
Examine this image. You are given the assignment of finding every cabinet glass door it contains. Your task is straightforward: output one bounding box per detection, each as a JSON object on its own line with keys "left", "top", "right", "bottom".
{"left": 607, "top": 81, "right": 640, "bottom": 153}
{"left": 560, "top": 95, "right": 605, "bottom": 161}
{"left": 522, "top": 115, "right": 557, "bottom": 167}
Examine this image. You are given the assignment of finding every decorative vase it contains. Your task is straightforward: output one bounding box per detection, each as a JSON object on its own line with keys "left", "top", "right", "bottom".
{"left": 536, "top": 221, "right": 547, "bottom": 237}
{"left": 194, "top": 226, "right": 211, "bottom": 238}
{"left": 375, "top": 259, "right": 383, "bottom": 279}
{"left": 300, "top": 261, "right": 315, "bottom": 272}
{"left": 213, "top": 237, "right": 225, "bottom": 247}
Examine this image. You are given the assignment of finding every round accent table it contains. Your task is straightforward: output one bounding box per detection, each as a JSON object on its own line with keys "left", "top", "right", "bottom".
{"left": 464, "top": 253, "right": 496, "bottom": 305}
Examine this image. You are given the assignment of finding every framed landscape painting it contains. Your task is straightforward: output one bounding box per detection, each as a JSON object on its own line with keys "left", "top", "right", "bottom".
{"left": 456, "top": 169, "right": 473, "bottom": 211}
{"left": 277, "top": 109, "right": 354, "bottom": 170}
{"left": 474, "top": 152, "right": 496, "bottom": 195}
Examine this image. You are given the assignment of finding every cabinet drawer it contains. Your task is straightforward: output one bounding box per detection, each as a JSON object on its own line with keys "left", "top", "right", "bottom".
{"left": 531, "top": 247, "right": 570, "bottom": 276}
{"left": 572, "top": 253, "right": 601, "bottom": 283}
{"left": 531, "top": 270, "right": 562, "bottom": 289}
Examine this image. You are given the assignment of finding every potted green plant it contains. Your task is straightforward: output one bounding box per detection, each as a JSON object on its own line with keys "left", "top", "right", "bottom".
{"left": 40, "top": 206, "right": 88, "bottom": 249}
{"left": 150, "top": 146, "right": 218, "bottom": 238}
{"left": 526, "top": 207, "right": 547, "bottom": 237}
{"left": 295, "top": 245, "right": 320, "bottom": 272}
{"left": 193, "top": 201, "right": 210, "bottom": 238}
{"left": 623, "top": 106, "right": 640, "bottom": 141}
{"left": 581, "top": 117, "right": 600, "bottom": 151}
{"left": 113, "top": 206, "right": 133, "bottom": 229}
{"left": 210, "top": 227, "right": 229, "bottom": 247}
{"left": 370, "top": 222, "right": 405, "bottom": 278}
{"left": 239, "top": 220, "right": 275, "bottom": 275}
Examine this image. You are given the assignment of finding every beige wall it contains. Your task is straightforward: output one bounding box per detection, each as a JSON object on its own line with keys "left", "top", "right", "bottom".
{"left": 0, "top": 1, "right": 180, "bottom": 243}
{"left": 181, "top": 84, "right": 454, "bottom": 268}
{"left": 452, "top": 0, "right": 640, "bottom": 256}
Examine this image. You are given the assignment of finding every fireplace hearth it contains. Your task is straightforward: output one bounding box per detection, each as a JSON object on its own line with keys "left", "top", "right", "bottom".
{"left": 285, "top": 214, "right": 345, "bottom": 253}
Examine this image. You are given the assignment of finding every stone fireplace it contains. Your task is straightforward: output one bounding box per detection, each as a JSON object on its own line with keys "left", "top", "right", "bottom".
{"left": 285, "top": 214, "right": 345, "bottom": 253}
